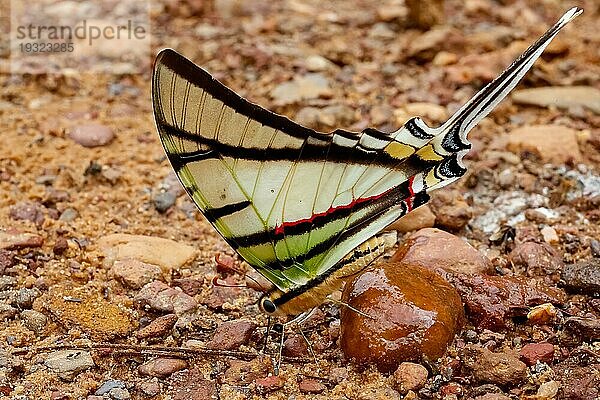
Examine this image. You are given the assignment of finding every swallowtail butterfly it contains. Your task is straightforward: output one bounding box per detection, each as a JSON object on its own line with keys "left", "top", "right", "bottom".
{"left": 152, "top": 8, "right": 581, "bottom": 318}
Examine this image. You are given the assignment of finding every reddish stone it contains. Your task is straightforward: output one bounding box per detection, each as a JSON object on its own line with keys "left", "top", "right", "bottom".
{"left": 138, "top": 358, "right": 187, "bottom": 378}
{"left": 206, "top": 320, "right": 257, "bottom": 350}
{"left": 135, "top": 314, "right": 177, "bottom": 339}
{"left": 170, "top": 367, "right": 215, "bottom": 400}
{"left": 255, "top": 375, "right": 284, "bottom": 393}
{"left": 282, "top": 334, "right": 309, "bottom": 357}
{"left": 298, "top": 378, "right": 326, "bottom": 394}
{"left": 462, "top": 345, "right": 527, "bottom": 386}
{"left": 392, "top": 228, "right": 491, "bottom": 275}
{"left": 520, "top": 342, "right": 554, "bottom": 366}
{"left": 429, "top": 190, "right": 473, "bottom": 231}
{"left": 69, "top": 124, "right": 114, "bottom": 147}
{"left": 9, "top": 202, "right": 45, "bottom": 226}
{"left": 53, "top": 237, "right": 69, "bottom": 255}
{"left": 508, "top": 241, "right": 564, "bottom": 278}
{"left": 393, "top": 362, "right": 428, "bottom": 393}
{"left": 449, "top": 274, "right": 566, "bottom": 330}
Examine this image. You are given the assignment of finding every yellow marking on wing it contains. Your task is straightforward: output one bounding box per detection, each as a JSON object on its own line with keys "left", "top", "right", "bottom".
{"left": 425, "top": 169, "right": 441, "bottom": 187}
{"left": 417, "top": 144, "right": 444, "bottom": 162}
{"left": 384, "top": 142, "right": 415, "bottom": 160}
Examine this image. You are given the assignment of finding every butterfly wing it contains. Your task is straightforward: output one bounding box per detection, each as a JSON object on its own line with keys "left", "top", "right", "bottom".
{"left": 152, "top": 7, "right": 581, "bottom": 291}
{"left": 152, "top": 50, "right": 444, "bottom": 291}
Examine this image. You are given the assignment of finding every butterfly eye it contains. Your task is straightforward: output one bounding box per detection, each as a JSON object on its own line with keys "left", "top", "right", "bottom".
{"left": 260, "top": 298, "right": 277, "bottom": 314}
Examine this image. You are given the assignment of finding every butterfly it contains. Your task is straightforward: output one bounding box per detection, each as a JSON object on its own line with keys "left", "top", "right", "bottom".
{"left": 152, "top": 8, "right": 581, "bottom": 321}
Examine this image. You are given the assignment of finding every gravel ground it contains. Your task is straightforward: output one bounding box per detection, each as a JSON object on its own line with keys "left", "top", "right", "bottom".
{"left": 0, "top": 0, "right": 599, "bottom": 399}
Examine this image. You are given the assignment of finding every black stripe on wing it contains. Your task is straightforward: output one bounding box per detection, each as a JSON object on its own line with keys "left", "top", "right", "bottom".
{"left": 155, "top": 49, "right": 397, "bottom": 143}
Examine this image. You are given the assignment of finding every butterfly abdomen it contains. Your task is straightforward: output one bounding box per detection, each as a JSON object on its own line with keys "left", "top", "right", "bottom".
{"left": 266, "top": 232, "right": 397, "bottom": 316}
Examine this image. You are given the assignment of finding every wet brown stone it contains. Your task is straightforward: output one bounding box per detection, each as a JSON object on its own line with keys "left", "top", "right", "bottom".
{"left": 450, "top": 274, "right": 566, "bottom": 330}
{"left": 138, "top": 357, "right": 187, "bottom": 378}
{"left": 508, "top": 241, "right": 564, "bottom": 278}
{"left": 562, "top": 259, "right": 600, "bottom": 296}
{"left": 135, "top": 314, "right": 177, "bottom": 339}
{"left": 391, "top": 228, "right": 491, "bottom": 275}
{"left": 429, "top": 190, "right": 473, "bottom": 231}
{"left": 340, "top": 263, "right": 464, "bottom": 372}
{"left": 206, "top": 319, "right": 257, "bottom": 350}
{"left": 519, "top": 342, "right": 554, "bottom": 366}
{"left": 462, "top": 345, "right": 527, "bottom": 386}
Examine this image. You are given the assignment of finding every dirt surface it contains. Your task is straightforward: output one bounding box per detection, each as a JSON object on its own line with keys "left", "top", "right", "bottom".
{"left": 0, "top": 0, "right": 599, "bottom": 399}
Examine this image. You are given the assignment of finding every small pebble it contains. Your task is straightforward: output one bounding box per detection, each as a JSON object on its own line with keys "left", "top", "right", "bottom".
{"left": 112, "top": 259, "right": 163, "bottom": 289}
{"left": 540, "top": 226, "right": 559, "bottom": 244}
{"left": 44, "top": 350, "right": 95, "bottom": 381}
{"left": 429, "top": 190, "right": 473, "bottom": 231}
{"left": 206, "top": 319, "right": 257, "bottom": 350}
{"left": 519, "top": 342, "right": 554, "bottom": 366}
{"left": 282, "top": 334, "right": 309, "bottom": 357}
{"left": 394, "top": 362, "right": 428, "bottom": 393}
{"left": 20, "top": 310, "right": 47, "bottom": 334}
{"left": 153, "top": 191, "right": 177, "bottom": 213}
{"left": 590, "top": 239, "right": 600, "bottom": 258}
{"left": 0, "top": 230, "right": 43, "bottom": 249}
{"left": 255, "top": 375, "right": 284, "bottom": 393}
{"left": 95, "top": 380, "right": 126, "bottom": 395}
{"left": 298, "top": 378, "right": 326, "bottom": 394}
{"left": 138, "top": 358, "right": 187, "bottom": 378}
{"left": 69, "top": 124, "right": 115, "bottom": 147}
{"left": 527, "top": 303, "right": 557, "bottom": 325}
{"left": 138, "top": 381, "right": 160, "bottom": 397}
{"left": 135, "top": 314, "right": 177, "bottom": 339}
{"left": 59, "top": 208, "right": 79, "bottom": 222}
{"left": 561, "top": 259, "right": 600, "bottom": 296}
{"left": 108, "top": 388, "right": 130, "bottom": 400}
{"left": 537, "top": 380, "right": 560, "bottom": 398}
{"left": 462, "top": 345, "right": 527, "bottom": 386}
{"left": 0, "top": 303, "right": 17, "bottom": 320}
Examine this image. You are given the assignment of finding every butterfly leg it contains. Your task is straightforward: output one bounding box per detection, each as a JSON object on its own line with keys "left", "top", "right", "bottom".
{"left": 297, "top": 324, "right": 317, "bottom": 364}
{"left": 273, "top": 322, "right": 285, "bottom": 375}
{"left": 262, "top": 315, "right": 273, "bottom": 352}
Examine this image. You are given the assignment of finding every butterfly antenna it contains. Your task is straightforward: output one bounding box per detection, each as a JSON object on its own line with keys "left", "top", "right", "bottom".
{"left": 327, "top": 296, "right": 376, "bottom": 320}
{"left": 297, "top": 325, "right": 317, "bottom": 365}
